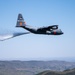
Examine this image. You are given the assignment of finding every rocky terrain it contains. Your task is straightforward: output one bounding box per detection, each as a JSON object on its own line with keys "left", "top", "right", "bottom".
{"left": 36, "top": 68, "right": 75, "bottom": 75}
{"left": 0, "top": 60, "right": 75, "bottom": 75}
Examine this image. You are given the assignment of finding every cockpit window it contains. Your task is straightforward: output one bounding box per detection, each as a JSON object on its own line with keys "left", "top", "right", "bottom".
{"left": 57, "top": 29, "right": 61, "bottom": 31}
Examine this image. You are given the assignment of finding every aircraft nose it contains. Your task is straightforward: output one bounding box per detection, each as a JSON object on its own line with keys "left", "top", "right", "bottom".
{"left": 61, "top": 32, "right": 64, "bottom": 34}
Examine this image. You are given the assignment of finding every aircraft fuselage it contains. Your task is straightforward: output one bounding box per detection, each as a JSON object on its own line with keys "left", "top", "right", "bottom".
{"left": 21, "top": 26, "right": 63, "bottom": 35}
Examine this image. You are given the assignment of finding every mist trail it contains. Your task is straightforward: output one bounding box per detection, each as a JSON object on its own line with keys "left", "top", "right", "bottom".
{"left": 0, "top": 28, "right": 29, "bottom": 41}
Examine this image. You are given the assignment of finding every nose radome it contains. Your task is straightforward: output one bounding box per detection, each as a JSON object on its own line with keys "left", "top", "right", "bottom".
{"left": 61, "top": 32, "right": 64, "bottom": 34}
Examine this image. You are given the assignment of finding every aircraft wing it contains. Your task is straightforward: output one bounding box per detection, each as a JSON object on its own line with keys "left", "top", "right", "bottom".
{"left": 0, "top": 32, "right": 29, "bottom": 41}
{"left": 38, "top": 25, "right": 58, "bottom": 31}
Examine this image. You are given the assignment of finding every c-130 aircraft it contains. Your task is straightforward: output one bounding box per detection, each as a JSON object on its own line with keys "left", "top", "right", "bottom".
{"left": 16, "top": 14, "right": 63, "bottom": 35}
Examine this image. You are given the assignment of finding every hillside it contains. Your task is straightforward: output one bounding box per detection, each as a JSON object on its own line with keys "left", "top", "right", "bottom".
{"left": 0, "top": 61, "right": 75, "bottom": 75}
{"left": 36, "top": 68, "right": 75, "bottom": 75}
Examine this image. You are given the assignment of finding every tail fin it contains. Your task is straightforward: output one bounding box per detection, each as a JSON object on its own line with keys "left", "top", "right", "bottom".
{"left": 16, "top": 14, "right": 26, "bottom": 27}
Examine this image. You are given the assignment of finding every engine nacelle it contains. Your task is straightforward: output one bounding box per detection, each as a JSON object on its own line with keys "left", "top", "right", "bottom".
{"left": 51, "top": 25, "right": 58, "bottom": 30}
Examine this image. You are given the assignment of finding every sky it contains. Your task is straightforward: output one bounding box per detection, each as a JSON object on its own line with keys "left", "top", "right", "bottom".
{"left": 0, "top": 0, "right": 75, "bottom": 61}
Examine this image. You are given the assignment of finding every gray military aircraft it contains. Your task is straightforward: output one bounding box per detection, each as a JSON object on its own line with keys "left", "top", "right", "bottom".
{"left": 16, "top": 14, "right": 63, "bottom": 35}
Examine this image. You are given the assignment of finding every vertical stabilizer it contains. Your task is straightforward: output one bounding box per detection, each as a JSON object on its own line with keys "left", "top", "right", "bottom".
{"left": 16, "top": 14, "right": 26, "bottom": 27}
